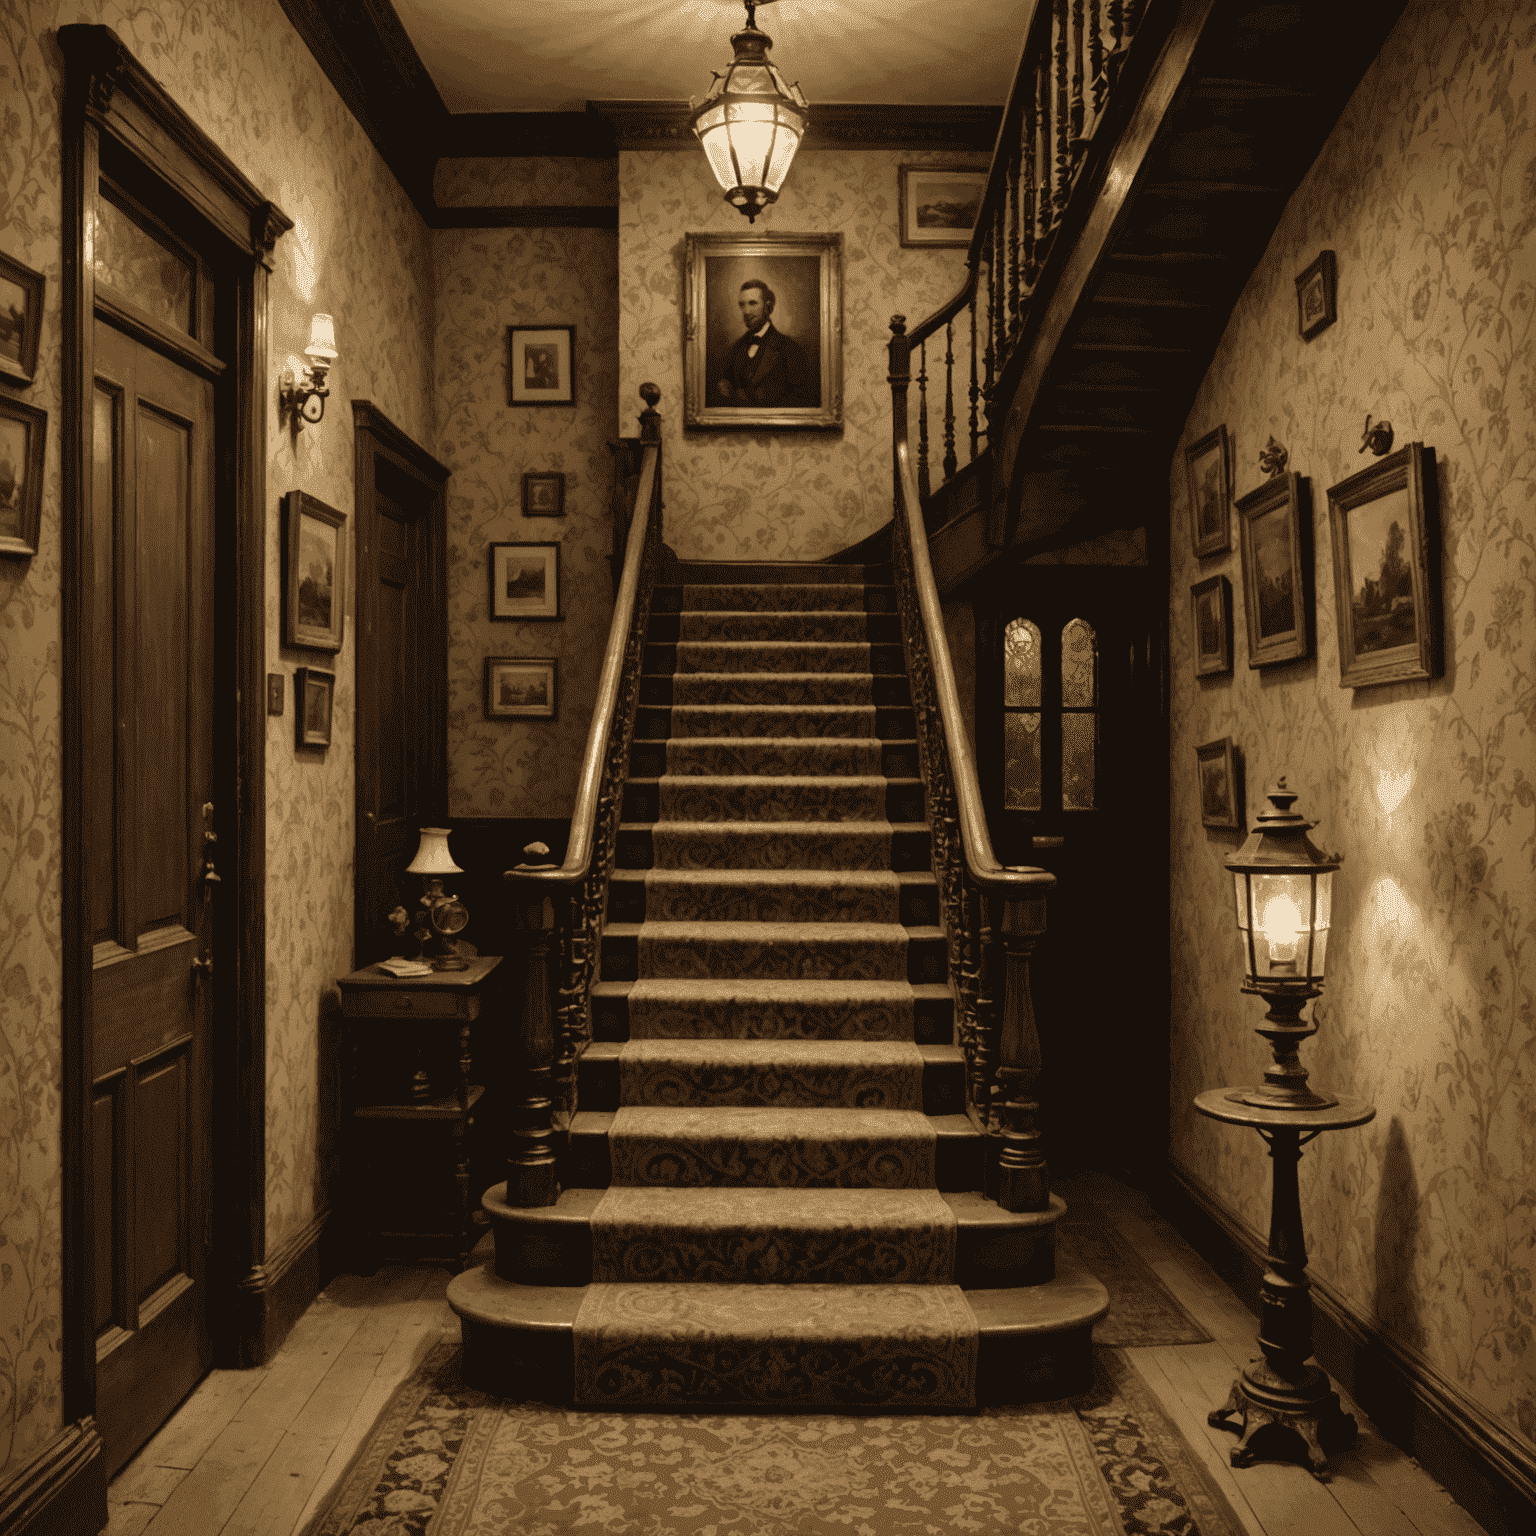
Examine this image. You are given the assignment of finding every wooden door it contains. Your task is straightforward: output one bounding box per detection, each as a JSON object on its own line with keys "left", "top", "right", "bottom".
{"left": 981, "top": 566, "right": 1165, "bottom": 1175}
{"left": 88, "top": 317, "right": 217, "bottom": 1472}
{"left": 354, "top": 416, "right": 448, "bottom": 966}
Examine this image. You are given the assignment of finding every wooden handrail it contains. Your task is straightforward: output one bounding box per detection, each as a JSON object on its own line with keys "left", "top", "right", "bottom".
{"left": 893, "top": 437, "right": 1051, "bottom": 900}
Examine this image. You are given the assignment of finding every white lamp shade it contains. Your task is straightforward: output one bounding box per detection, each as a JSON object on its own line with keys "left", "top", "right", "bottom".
{"left": 305, "top": 312, "right": 338, "bottom": 361}
{"left": 406, "top": 826, "right": 462, "bottom": 875}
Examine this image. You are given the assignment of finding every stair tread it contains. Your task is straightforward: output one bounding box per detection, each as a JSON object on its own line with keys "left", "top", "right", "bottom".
{"left": 605, "top": 921, "right": 934, "bottom": 941}
{"left": 636, "top": 775, "right": 919, "bottom": 787}
{"left": 609, "top": 868, "right": 933, "bottom": 887}
{"left": 574, "top": 1108, "right": 976, "bottom": 1138}
{"left": 609, "top": 1105, "right": 934, "bottom": 1135}
{"left": 587, "top": 1039, "right": 926, "bottom": 1064}
{"left": 624, "top": 820, "right": 928, "bottom": 833}
{"left": 592, "top": 978, "right": 953, "bottom": 999}
{"left": 593, "top": 1186, "right": 953, "bottom": 1224}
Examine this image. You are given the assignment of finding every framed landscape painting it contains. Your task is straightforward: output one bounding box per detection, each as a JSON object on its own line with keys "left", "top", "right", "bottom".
{"left": 1186, "top": 425, "right": 1230, "bottom": 557}
{"left": 0, "top": 396, "right": 46, "bottom": 559}
{"left": 0, "top": 251, "right": 45, "bottom": 388}
{"left": 1196, "top": 738, "right": 1242, "bottom": 830}
{"left": 1191, "top": 574, "right": 1233, "bottom": 677}
{"left": 294, "top": 667, "right": 335, "bottom": 750}
{"left": 490, "top": 542, "right": 560, "bottom": 621}
{"left": 486, "top": 657, "right": 557, "bottom": 720}
{"left": 1237, "top": 471, "right": 1311, "bottom": 668}
{"left": 282, "top": 492, "right": 346, "bottom": 651}
{"left": 683, "top": 231, "right": 843, "bottom": 432}
{"left": 899, "top": 165, "right": 988, "bottom": 248}
{"left": 1326, "top": 443, "right": 1440, "bottom": 689}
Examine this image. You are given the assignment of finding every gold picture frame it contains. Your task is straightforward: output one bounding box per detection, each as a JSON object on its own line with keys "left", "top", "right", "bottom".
{"left": 282, "top": 491, "right": 346, "bottom": 652}
{"left": 683, "top": 231, "right": 843, "bottom": 431}
{"left": 1237, "top": 471, "right": 1312, "bottom": 668}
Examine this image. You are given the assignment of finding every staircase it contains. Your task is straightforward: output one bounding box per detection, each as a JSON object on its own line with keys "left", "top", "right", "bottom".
{"left": 448, "top": 562, "right": 1106, "bottom": 1408}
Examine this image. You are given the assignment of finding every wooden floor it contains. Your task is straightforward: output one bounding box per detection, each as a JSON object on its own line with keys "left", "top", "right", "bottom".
{"left": 107, "top": 1175, "right": 1490, "bottom": 1536}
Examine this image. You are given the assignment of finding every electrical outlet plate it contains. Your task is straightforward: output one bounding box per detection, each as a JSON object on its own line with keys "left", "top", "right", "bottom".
{"left": 267, "top": 673, "right": 284, "bottom": 715}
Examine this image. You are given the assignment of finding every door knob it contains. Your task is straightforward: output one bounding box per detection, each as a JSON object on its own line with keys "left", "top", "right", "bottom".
{"left": 192, "top": 953, "right": 213, "bottom": 976}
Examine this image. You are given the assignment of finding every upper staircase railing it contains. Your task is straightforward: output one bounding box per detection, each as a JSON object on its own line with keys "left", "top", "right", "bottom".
{"left": 884, "top": 2, "right": 1160, "bottom": 1213}
{"left": 502, "top": 385, "right": 664, "bottom": 1208}
{"left": 902, "top": 0, "right": 1156, "bottom": 505}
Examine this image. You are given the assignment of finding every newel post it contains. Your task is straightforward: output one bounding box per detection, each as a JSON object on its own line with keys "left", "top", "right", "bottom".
{"left": 505, "top": 843, "right": 560, "bottom": 1207}
{"left": 992, "top": 889, "right": 1050, "bottom": 1212}
{"left": 888, "top": 314, "right": 912, "bottom": 455}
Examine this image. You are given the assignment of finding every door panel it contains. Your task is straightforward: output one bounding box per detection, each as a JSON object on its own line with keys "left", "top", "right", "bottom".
{"left": 90, "top": 318, "right": 215, "bottom": 1475}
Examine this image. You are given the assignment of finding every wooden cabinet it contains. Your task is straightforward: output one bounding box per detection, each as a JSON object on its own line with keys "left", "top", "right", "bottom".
{"left": 337, "top": 955, "right": 502, "bottom": 1271}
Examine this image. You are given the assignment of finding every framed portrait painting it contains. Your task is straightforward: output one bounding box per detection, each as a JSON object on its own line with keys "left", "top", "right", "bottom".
{"left": 0, "top": 396, "right": 46, "bottom": 559}
{"left": 1185, "top": 425, "right": 1230, "bottom": 557}
{"left": 282, "top": 491, "right": 346, "bottom": 651}
{"left": 1196, "top": 737, "right": 1242, "bottom": 831}
{"left": 1237, "top": 471, "right": 1311, "bottom": 668}
{"left": 1326, "top": 443, "right": 1440, "bottom": 689}
{"left": 508, "top": 326, "right": 575, "bottom": 406}
{"left": 294, "top": 667, "right": 335, "bottom": 750}
{"left": 899, "top": 165, "right": 988, "bottom": 248}
{"left": 490, "top": 542, "right": 560, "bottom": 621}
{"left": 1191, "top": 574, "right": 1233, "bottom": 677}
{"left": 522, "top": 471, "right": 565, "bottom": 517}
{"left": 486, "top": 657, "right": 557, "bottom": 720}
{"left": 683, "top": 231, "right": 843, "bottom": 431}
{"left": 0, "top": 251, "right": 45, "bottom": 388}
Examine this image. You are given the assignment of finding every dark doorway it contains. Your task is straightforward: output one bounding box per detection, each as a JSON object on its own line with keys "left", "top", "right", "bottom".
{"left": 352, "top": 403, "right": 449, "bottom": 967}
{"left": 976, "top": 564, "right": 1166, "bottom": 1179}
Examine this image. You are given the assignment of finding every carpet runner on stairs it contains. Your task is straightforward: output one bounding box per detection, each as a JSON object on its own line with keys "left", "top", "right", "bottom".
{"left": 448, "top": 561, "right": 1107, "bottom": 1409}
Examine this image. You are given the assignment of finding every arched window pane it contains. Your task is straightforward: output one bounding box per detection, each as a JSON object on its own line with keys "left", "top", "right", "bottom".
{"left": 1062, "top": 617, "right": 1096, "bottom": 706}
{"left": 1004, "top": 618, "right": 1041, "bottom": 706}
{"left": 1004, "top": 712, "right": 1042, "bottom": 810}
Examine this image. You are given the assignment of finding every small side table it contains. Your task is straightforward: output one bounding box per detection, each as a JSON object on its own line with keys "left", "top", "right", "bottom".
{"left": 1195, "top": 1088, "right": 1375, "bottom": 1480}
{"left": 338, "top": 956, "right": 502, "bottom": 1272}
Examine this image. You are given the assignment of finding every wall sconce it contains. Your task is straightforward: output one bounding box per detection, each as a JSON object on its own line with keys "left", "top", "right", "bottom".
{"left": 404, "top": 827, "right": 470, "bottom": 971}
{"left": 280, "top": 313, "right": 338, "bottom": 428}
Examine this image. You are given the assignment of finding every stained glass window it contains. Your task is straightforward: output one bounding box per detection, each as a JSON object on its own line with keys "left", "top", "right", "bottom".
{"left": 1061, "top": 618, "right": 1097, "bottom": 809}
{"left": 1003, "top": 619, "right": 1042, "bottom": 810}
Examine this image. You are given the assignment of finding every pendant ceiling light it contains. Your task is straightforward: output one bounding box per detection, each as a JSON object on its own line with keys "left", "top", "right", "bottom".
{"left": 690, "top": 0, "right": 810, "bottom": 223}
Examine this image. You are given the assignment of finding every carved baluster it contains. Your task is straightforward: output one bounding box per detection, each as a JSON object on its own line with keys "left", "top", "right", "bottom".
{"left": 968, "top": 297, "right": 980, "bottom": 460}
{"left": 982, "top": 233, "right": 996, "bottom": 411}
{"left": 506, "top": 853, "right": 560, "bottom": 1208}
{"left": 993, "top": 197, "right": 1006, "bottom": 361}
{"left": 1036, "top": 66, "right": 1050, "bottom": 252}
{"left": 1022, "top": 68, "right": 1039, "bottom": 284}
{"left": 888, "top": 312, "right": 912, "bottom": 449}
{"left": 1109, "top": 0, "right": 1123, "bottom": 48}
{"left": 1071, "top": 0, "right": 1085, "bottom": 149}
{"left": 1089, "top": 0, "right": 1105, "bottom": 115}
{"left": 1054, "top": 0, "right": 1070, "bottom": 221}
{"left": 917, "top": 340, "right": 931, "bottom": 499}
{"left": 994, "top": 892, "right": 1050, "bottom": 1213}
{"left": 1007, "top": 145, "right": 1022, "bottom": 335}
{"left": 942, "top": 321, "right": 957, "bottom": 484}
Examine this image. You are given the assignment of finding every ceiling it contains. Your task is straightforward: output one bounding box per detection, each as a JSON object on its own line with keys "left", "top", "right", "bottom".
{"left": 390, "top": 0, "right": 1030, "bottom": 114}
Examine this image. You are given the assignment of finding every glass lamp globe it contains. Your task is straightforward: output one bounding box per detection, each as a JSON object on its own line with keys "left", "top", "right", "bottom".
{"left": 690, "top": 0, "right": 809, "bottom": 222}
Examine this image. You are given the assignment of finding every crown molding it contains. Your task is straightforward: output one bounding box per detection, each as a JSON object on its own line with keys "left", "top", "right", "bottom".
{"left": 588, "top": 100, "right": 1002, "bottom": 152}
{"left": 439, "top": 112, "right": 618, "bottom": 159}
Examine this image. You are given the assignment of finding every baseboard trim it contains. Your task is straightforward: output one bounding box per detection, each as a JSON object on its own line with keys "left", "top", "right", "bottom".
{"left": 1162, "top": 1162, "right": 1536, "bottom": 1536}
{"left": 234, "top": 1206, "right": 329, "bottom": 1367}
{"left": 0, "top": 1419, "right": 107, "bottom": 1536}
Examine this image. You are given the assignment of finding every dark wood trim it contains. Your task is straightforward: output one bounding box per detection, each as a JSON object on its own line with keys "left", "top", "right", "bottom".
{"left": 58, "top": 21, "right": 290, "bottom": 1420}
{"left": 233, "top": 1207, "right": 329, "bottom": 1366}
{"left": 351, "top": 399, "right": 451, "bottom": 487}
{"left": 275, "top": 0, "right": 447, "bottom": 218}
{"left": 429, "top": 205, "right": 619, "bottom": 230}
{"left": 0, "top": 1421, "right": 106, "bottom": 1536}
{"left": 1163, "top": 1163, "right": 1536, "bottom": 1536}
{"left": 588, "top": 99, "right": 1001, "bottom": 152}
{"left": 441, "top": 112, "right": 617, "bottom": 159}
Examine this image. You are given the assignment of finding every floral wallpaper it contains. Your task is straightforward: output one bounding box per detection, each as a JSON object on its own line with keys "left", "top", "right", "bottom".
{"left": 0, "top": 0, "right": 434, "bottom": 1479}
{"left": 435, "top": 156, "right": 618, "bottom": 208}
{"left": 435, "top": 224, "right": 619, "bottom": 819}
{"left": 618, "top": 147, "right": 984, "bottom": 561}
{"left": 1168, "top": 0, "right": 1535, "bottom": 1456}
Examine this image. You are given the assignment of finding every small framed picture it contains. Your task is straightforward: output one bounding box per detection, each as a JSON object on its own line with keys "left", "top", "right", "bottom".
{"left": 508, "top": 325, "right": 575, "bottom": 407}
{"left": 1326, "top": 443, "right": 1440, "bottom": 689}
{"left": 0, "top": 396, "right": 47, "bottom": 559}
{"left": 1196, "top": 738, "right": 1242, "bottom": 830}
{"left": 490, "top": 542, "right": 560, "bottom": 622}
{"left": 1295, "top": 250, "right": 1337, "bottom": 342}
{"left": 522, "top": 471, "right": 565, "bottom": 517}
{"left": 898, "top": 165, "right": 988, "bottom": 248}
{"left": 1191, "top": 574, "right": 1233, "bottom": 677}
{"left": 282, "top": 491, "right": 346, "bottom": 651}
{"left": 486, "top": 657, "right": 557, "bottom": 720}
{"left": 294, "top": 667, "right": 335, "bottom": 749}
{"left": 1237, "top": 471, "right": 1312, "bottom": 668}
{"left": 1185, "top": 425, "right": 1230, "bottom": 557}
{"left": 0, "top": 251, "right": 45, "bottom": 388}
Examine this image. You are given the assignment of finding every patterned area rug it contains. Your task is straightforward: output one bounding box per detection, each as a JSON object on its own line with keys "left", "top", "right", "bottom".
{"left": 307, "top": 1343, "right": 1242, "bottom": 1536}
